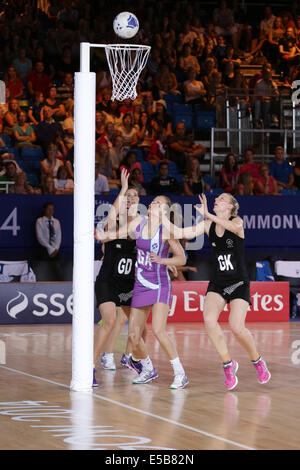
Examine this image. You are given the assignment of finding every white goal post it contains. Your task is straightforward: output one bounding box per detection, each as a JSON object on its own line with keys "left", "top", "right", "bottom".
{"left": 70, "top": 42, "right": 150, "bottom": 391}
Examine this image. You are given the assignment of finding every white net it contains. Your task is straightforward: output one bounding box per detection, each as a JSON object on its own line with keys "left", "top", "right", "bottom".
{"left": 105, "top": 44, "right": 151, "bottom": 101}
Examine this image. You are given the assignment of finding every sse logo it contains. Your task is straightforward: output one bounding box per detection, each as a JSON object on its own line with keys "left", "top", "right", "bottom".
{"left": 6, "top": 291, "right": 73, "bottom": 319}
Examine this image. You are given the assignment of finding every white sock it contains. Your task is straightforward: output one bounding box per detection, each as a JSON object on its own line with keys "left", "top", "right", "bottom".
{"left": 170, "top": 357, "right": 185, "bottom": 375}
{"left": 140, "top": 356, "right": 153, "bottom": 371}
{"left": 104, "top": 353, "right": 114, "bottom": 359}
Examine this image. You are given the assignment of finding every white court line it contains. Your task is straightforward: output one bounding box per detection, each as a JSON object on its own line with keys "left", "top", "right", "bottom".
{"left": 0, "top": 365, "right": 255, "bottom": 451}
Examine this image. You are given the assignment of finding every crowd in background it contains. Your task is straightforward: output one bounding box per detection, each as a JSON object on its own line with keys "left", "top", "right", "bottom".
{"left": 0, "top": 0, "right": 300, "bottom": 197}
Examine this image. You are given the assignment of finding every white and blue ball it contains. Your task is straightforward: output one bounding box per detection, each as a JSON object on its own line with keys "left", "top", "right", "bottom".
{"left": 113, "top": 11, "right": 139, "bottom": 39}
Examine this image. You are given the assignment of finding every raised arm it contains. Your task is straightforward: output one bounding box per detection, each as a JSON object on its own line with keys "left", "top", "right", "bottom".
{"left": 196, "top": 194, "right": 244, "bottom": 236}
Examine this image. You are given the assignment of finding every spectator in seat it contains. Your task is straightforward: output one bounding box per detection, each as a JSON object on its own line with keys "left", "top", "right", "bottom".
{"left": 40, "top": 175, "right": 57, "bottom": 195}
{"left": 96, "top": 122, "right": 115, "bottom": 149}
{"left": 96, "top": 87, "right": 112, "bottom": 113}
{"left": 278, "top": 27, "right": 297, "bottom": 76}
{"left": 8, "top": 171, "right": 34, "bottom": 194}
{"left": 103, "top": 100, "right": 122, "bottom": 127}
{"left": 119, "top": 98, "right": 134, "bottom": 115}
{"left": 35, "top": 107, "right": 63, "bottom": 150}
{"left": 13, "top": 110, "right": 37, "bottom": 149}
{"left": 117, "top": 113, "right": 138, "bottom": 149}
{"left": 12, "top": 47, "right": 32, "bottom": 81}
{"left": 28, "top": 91, "right": 44, "bottom": 126}
{"left": 179, "top": 44, "right": 200, "bottom": 76}
{"left": 129, "top": 167, "right": 147, "bottom": 196}
{"left": 168, "top": 122, "right": 206, "bottom": 172}
{"left": 269, "top": 145, "right": 294, "bottom": 190}
{"left": 119, "top": 151, "right": 143, "bottom": 182}
{"left": 53, "top": 165, "right": 74, "bottom": 194}
{"left": 95, "top": 142, "right": 117, "bottom": 182}
{"left": 136, "top": 112, "right": 155, "bottom": 150}
{"left": 221, "top": 153, "right": 240, "bottom": 193}
{"left": 254, "top": 163, "right": 280, "bottom": 195}
{"left": 150, "top": 162, "right": 179, "bottom": 195}
{"left": 27, "top": 61, "right": 52, "bottom": 99}
{"left": 42, "top": 86, "right": 66, "bottom": 122}
{"left": 4, "top": 66, "right": 24, "bottom": 100}
{"left": 0, "top": 161, "right": 19, "bottom": 184}
{"left": 266, "top": 17, "right": 285, "bottom": 65}
{"left": 95, "top": 163, "right": 110, "bottom": 195}
{"left": 184, "top": 67, "right": 206, "bottom": 104}
{"left": 151, "top": 99, "right": 173, "bottom": 136}
{"left": 147, "top": 127, "right": 169, "bottom": 165}
{"left": 95, "top": 110, "right": 106, "bottom": 141}
{"left": 183, "top": 157, "right": 211, "bottom": 195}
{"left": 3, "top": 99, "right": 21, "bottom": 136}
{"left": 236, "top": 171, "right": 253, "bottom": 195}
{"left": 109, "top": 135, "right": 126, "bottom": 171}
{"left": 239, "top": 148, "right": 261, "bottom": 181}
{"left": 56, "top": 72, "right": 74, "bottom": 102}
{"left": 253, "top": 67, "right": 279, "bottom": 128}
{"left": 154, "top": 63, "right": 180, "bottom": 97}
{"left": 62, "top": 99, "right": 74, "bottom": 150}
{"left": 213, "top": 0, "right": 239, "bottom": 52}
{"left": 40, "top": 142, "right": 63, "bottom": 184}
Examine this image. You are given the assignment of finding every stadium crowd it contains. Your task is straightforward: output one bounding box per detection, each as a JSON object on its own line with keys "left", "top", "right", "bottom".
{"left": 0, "top": 0, "right": 300, "bottom": 197}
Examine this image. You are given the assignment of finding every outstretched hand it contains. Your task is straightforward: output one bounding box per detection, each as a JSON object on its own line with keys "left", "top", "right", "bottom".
{"left": 120, "top": 168, "right": 129, "bottom": 192}
{"left": 194, "top": 193, "right": 210, "bottom": 219}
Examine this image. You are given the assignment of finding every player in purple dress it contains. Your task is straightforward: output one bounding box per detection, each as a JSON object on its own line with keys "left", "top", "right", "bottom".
{"left": 97, "top": 194, "right": 205, "bottom": 389}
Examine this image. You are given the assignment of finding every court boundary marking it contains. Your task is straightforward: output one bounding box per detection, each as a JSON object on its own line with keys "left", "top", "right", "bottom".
{"left": 0, "top": 364, "right": 255, "bottom": 451}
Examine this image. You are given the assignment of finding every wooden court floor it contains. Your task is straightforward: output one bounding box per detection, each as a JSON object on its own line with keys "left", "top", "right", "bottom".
{"left": 0, "top": 321, "right": 299, "bottom": 450}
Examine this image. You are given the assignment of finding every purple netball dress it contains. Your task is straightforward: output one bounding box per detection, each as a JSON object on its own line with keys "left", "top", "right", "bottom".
{"left": 131, "top": 217, "right": 172, "bottom": 308}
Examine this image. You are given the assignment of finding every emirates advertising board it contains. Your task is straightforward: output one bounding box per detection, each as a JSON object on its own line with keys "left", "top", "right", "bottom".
{"left": 0, "top": 281, "right": 289, "bottom": 325}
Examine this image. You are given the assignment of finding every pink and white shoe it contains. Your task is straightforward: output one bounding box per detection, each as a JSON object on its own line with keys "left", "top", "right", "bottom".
{"left": 253, "top": 358, "right": 271, "bottom": 384}
{"left": 223, "top": 360, "right": 239, "bottom": 391}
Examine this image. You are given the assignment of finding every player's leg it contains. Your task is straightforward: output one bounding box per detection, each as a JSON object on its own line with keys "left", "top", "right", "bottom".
{"left": 103, "top": 306, "right": 128, "bottom": 368}
{"left": 93, "top": 302, "right": 117, "bottom": 367}
{"left": 229, "top": 299, "right": 271, "bottom": 384}
{"left": 203, "top": 292, "right": 230, "bottom": 362}
{"left": 203, "top": 292, "right": 238, "bottom": 390}
{"left": 128, "top": 306, "right": 158, "bottom": 384}
{"left": 151, "top": 302, "right": 188, "bottom": 389}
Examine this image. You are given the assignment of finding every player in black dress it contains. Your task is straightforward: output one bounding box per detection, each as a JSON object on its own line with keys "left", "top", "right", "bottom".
{"left": 93, "top": 170, "right": 146, "bottom": 386}
{"left": 195, "top": 193, "right": 271, "bottom": 390}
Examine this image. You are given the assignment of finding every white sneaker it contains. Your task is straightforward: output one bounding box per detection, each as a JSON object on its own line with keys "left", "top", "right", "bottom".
{"left": 170, "top": 373, "right": 189, "bottom": 389}
{"left": 101, "top": 353, "right": 116, "bottom": 370}
{"left": 132, "top": 367, "right": 158, "bottom": 384}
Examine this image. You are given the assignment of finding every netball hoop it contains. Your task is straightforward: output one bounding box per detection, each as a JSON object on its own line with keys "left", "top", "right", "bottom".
{"left": 71, "top": 42, "right": 150, "bottom": 392}
{"left": 105, "top": 44, "right": 151, "bottom": 101}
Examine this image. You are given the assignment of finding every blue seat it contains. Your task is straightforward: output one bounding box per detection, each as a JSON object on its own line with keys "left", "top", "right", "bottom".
{"left": 173, "top": 103, "right": 193, "bottom": 115}
{"left": 21, "top": 160, "right": 41, "bottom": 172}
{"left": 21, "top": 147, "right": 45, "bottom": 161}
{"left": 195, "top": 111, "right": 216, "bottom": 130}
{"left": 0, "top": 147, "right": 19, "bottom": 159}
{"left": 0, "top": 134, "right": 11, "bottom": 147}
{"left": 280, "top": 189, "right": 298, "bottom": 196}
{"left": 163, "top": 93, "right": 183, "bottom": 114}
{"left": 27, "top": 172, "right": 40, "bottom": 188}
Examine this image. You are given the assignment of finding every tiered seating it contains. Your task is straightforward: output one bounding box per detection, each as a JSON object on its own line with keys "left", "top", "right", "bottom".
{"left": 19, "top": 147, "right": 45, "bottom": 188}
